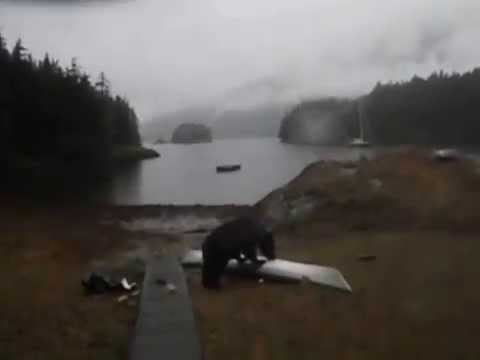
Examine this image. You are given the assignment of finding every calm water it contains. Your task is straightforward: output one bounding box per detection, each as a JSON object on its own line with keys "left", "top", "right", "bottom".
{"left": 101, "top": 138, "right": 376, "bottom": 205}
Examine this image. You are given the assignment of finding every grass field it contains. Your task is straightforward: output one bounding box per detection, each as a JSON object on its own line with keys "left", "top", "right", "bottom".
{"left": 0, "top": 204, "right": 138, "bottom": 360}
{"left": 190, "top": 226, "right": 480, "bottom": 360}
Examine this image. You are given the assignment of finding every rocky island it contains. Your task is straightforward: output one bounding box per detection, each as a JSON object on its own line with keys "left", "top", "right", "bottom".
{"left": 171, "top": 123, "right": 213, "bottom": 144}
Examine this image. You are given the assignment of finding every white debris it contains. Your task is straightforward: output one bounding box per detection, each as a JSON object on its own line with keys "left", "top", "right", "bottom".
{"left": 121, "top": 278, "right": 137, "bottom": 291}
{"left": 369, "top": 178, "right": 383, "bottom": 190}
{"left": 166, "top": 283, "right": 177, "bottom": 293}
{"left": 117, "top": 295, "right": 129, "bottom": 303}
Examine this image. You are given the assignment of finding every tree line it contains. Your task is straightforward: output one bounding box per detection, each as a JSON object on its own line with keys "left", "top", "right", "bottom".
{"left": 0, "top": 33, "right": 141, "bottom": 181}
{"left": 363, "top": 69, "right": 480, "bottom": 145}
{"left": 280, "top": 68, "right": 480, "bottom": 146}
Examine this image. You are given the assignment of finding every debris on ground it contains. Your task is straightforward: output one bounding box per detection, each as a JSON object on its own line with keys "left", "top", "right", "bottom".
{"left": 369, "top": 178, "right": 383, "bottom": 190}
{"left": 357, "top": 254, "right": 377, "bottom": 262}
{"left": 433, "top": 148, "right": 460, "bottom": 162}
{"left": 82, "top": 273, "right": 137, "bottom": 295}
{"left": 154, "top": 277, "right": 177, "bottom": 293}
{"left": 155, "top": 278, "right": 167, "bottom": 286}
{"left": 82, "top": 273, "right": 111, "bottom": 295}
{"left": 117, "top": 295, "right": 129, "bottom": 303}
{"left": 121, "top": 278, "right": 136, "bottom": 291}
{"left": 116, "top": 290, "right": 141, "bottom": 304}
{"left": 166, "top": 283, "right": 177, "bottom": 293}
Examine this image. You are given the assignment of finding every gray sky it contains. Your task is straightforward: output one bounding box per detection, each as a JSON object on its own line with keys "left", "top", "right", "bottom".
{"left": 1, "top": 0, "right": 480, "bottom": 120}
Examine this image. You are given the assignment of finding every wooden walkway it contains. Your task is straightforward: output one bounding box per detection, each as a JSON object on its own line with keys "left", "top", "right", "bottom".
{"left": 130, "top": 256, "right": 203, "bottom": 360}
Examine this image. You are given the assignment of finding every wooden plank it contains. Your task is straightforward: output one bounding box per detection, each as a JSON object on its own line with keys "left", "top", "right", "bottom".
{"left": 130, "top": 256, "right": 203, "bottom": 360}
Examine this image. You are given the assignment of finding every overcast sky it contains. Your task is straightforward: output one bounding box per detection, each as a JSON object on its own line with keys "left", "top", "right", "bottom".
{"left": 1, "top": 0, "right": 480, "bottom": 120}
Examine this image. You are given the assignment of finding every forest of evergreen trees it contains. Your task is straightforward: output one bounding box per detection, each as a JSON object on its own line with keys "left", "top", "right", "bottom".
{"left": 280, "top": 68, "right": 480, "bottom": 146}
{"left": 364, "top": 69, "right": 480, "bottom": 145}
{"left": 278, "top": 98, "right": 352, "bottom": 145}
{"left": 0, "top": 33, "right": 143, "bottom": 182}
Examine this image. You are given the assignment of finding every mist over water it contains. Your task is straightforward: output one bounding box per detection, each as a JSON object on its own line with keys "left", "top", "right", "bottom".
{"left": 1, "top": 0, "right": 480, "bottom": 122}
{"left": 100, "top": 138, "right": 377, "bottom": 205}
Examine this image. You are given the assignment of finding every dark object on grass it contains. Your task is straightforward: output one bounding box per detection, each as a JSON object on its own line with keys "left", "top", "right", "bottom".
{"left": 82, "top": 273, "right": 136, "bottom": 295}
{"left": 201, "top": 217, "right": 275, "bottom": 289}
{"left": 155, "top": 278, "right": 167, "bottom": 286}
{"left": 216, "top": 164, "right": 241, "bottom": 173}
{"left": 433, "top": 149, "right": 460, "bottom": 162}
{"left": 82, "top": 273, "right": 111, "bottom": 294}
{"left": 357, "top": 254, "right": 377, "bottom": 262}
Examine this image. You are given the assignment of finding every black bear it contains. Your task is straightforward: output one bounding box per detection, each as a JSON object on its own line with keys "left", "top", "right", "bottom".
{"left": 202, "top": 217, "right": 276, "bottom": 289}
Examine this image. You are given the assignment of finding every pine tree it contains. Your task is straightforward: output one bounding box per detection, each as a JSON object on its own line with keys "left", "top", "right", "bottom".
{"left": 95, "top": 72, "right": 110, "bottom": 96}
{"left": 11, "top": 39, "right": 26, "bottom": 61}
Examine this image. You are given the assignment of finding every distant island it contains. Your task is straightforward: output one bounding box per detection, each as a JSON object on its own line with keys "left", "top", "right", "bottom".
{"left": 141, "top": 102, "right": 290, "bottom": 143}
{"left": 279, "top": 68, "right": 480, "bottom": 146}
{"left": 0, "top": 33, "right": 158, "bottom": 187}
{"left": 171, "top": 123, "right": 212, "bottom": 144}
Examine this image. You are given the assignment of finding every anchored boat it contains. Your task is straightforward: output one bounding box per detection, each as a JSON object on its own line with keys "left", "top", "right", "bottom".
{"left": 216, "top": 164, "right": 241, "bottom": 173}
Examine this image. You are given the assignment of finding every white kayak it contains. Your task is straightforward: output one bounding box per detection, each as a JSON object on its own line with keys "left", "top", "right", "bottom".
{"left": 180, "top": 250, "right": 352, "bottom": 293}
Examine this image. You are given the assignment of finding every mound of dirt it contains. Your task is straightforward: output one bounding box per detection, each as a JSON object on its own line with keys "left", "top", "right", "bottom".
{"left": 256, "top": 150, "right": 480, "bottom": 230}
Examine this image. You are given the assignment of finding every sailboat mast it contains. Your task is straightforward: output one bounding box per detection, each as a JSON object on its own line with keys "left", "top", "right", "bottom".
{"left": 357, "top": 102, "right": 364, "bottom": 140}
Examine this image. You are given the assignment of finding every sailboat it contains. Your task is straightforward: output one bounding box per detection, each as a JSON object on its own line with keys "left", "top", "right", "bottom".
{"left": 349, "top": 101, "right": 371, "bottom": 147}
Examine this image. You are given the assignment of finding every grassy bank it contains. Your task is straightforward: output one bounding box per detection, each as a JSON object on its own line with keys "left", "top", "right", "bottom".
{"left": 190, "top": 226, "right": 480, "bottom": 360}
{"left": 189, "top": 150, "right": 480, "bottom": 360}
{"left": 0, "top": 201, "right": 250, "bottom": 360}
{"left": 0, "top": 204, "right": 140, "bottom": 360}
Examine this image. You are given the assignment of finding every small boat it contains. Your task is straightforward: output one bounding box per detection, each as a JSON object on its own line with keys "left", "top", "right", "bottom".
{"left": 349, "top": 138, "right": 371, "bottom": 148}
{"left": 349, "top": 100, "right": 372, "bottom": 148}
{"left": 216, "top": 164, "right": 241, "bottom": 173}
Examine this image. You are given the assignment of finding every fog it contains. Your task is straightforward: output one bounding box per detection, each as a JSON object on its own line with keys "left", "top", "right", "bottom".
{"left": 1, "top": 0, "right": 480, "bottom": 121}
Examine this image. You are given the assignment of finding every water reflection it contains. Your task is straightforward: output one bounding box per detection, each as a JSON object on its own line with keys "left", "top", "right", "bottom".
{"left": 102, "top": 138, "right": 375, "bottom": 205}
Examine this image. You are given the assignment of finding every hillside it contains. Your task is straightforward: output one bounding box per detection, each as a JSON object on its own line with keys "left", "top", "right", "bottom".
{"left": 279, "top": 67, "right": 480, "bottom": 146}
{"left": 0, "top": 34, "right": 153, "bottom": 185}
{"left": 278, "top": 98, "right": 354, "bottom": 145}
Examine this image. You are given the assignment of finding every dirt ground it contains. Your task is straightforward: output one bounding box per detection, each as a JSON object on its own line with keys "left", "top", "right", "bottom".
{"left": 0, "top": 199, "right": 248, "bottom": 360}
{"left": 189, "top": 151, "right": 480, "bottom": 360}
{"left": 0, "top": 202, "right": 140, "bottom": 360}
{"left": 190, "top": 225, "right": 480, "bottom": 360}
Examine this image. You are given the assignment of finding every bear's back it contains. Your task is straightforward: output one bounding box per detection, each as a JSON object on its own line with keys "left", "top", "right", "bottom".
{"left": 204, "top": 217, "right": 265, "bottom": 254}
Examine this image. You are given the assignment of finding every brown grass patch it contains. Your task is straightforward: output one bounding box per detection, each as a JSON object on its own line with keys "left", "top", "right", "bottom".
{"left": 0, "top": 204, "right": 138, "bottom": 360}
{"left": 191, "top": 226, "right": 480, "bottom": 360}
